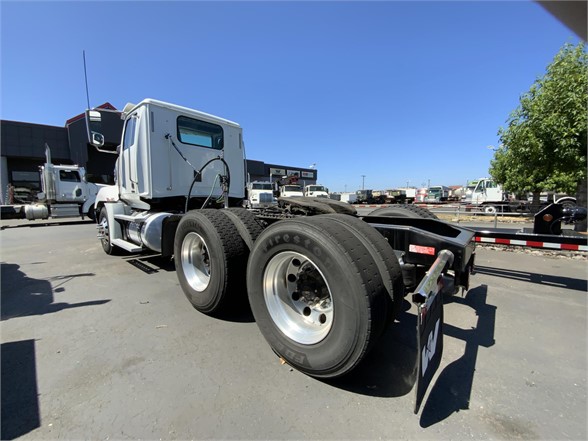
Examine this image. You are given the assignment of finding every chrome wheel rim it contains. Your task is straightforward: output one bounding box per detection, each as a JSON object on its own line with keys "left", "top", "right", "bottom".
{"left": 263, "top": 251, "right": 333, "bottom": 345}
{"left": 99, "top": 213, "right": 109, "bottom": 245}
{"left": 181, "top": 232, "right": 211, "bottom": 292}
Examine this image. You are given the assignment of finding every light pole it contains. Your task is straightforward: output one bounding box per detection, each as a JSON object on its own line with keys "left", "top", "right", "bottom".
{"left": 361, "top": 175, "right": 366, "bottom": 190}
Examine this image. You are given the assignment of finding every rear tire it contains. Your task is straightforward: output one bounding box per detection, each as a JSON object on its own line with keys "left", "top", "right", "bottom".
{"left": 219, "top": 208, "right": 264, "bottom": 250}
{"left": 174, "top": 209, "right": 247, "bottom": 315}
{"left": 246, "top": 216, "right": 388, "bottom": 378}
{"left": 315, "top": 214, "right": 405, "bottom": 323}
{"left": 370, "top": 204, "right": 439, "bottom": 219}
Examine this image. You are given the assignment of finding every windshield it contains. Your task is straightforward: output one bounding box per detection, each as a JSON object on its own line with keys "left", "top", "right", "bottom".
{"left": 252, "top": 183, "right": 273, "bottom": 190}
{"left": 284, "top": 185, "right": 302, "bottom": 192}
{"left": 308, "top": 185, "right": 326, "bottom": 192}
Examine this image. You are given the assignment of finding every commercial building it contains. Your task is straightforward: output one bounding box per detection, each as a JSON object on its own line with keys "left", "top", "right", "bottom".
{"left": 0, "top": 104, "right": 317, "bottom": 204}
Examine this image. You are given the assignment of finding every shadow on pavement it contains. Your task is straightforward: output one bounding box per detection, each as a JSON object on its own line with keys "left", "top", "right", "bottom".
{"left": 0, "top": 219, "right": 94, "bottom": 230}
{"left": 1, "top": 262, "right": 110, "bottom": 321}
{"left": 474, "top": 265, "right": 587, "bottom": 292}
{"left": 1, "top": 339, "right": 40, "bottom": 440}
{"left": 325, "top": 299, "right": 417, "bottom": 397}
{"left": 324, "top": 284, "right": 496, "bottom": 425}
{"left": 123, "top": 254, "right": 176, "bottom": 274}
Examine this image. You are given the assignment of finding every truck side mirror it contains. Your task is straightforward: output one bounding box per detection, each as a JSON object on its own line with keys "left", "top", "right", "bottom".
{"left": 91, "top": 131, "right": 105, "bottom": 147}
{"left": 85, "top": 109, "right": 117, "bottom": 154}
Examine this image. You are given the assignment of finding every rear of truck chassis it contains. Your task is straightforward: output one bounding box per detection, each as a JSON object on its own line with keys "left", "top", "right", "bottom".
{"left": 151, "top": 203, "right": 476, "bottom": 389}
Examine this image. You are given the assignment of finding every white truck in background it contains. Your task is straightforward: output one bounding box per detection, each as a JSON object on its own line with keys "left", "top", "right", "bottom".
{"left": 328, "top": 192, "right": 358, "bottom": 204}
{"left": 245, "top": 181, "right": 276, "bottom": 208}
{"left": 304, "top": 184, "right": 329, "bottom": 198}
{"left": 463, "top": 177, "right": 576, "bottom": 213}
{"left": 23, "top": 144, "right": 103, "bottom": 220}
{"left": 279, "top": 184, "right": 304, "bottom": 197}
{"left": 398, "top": 187, "right": 417, "bottom": 204}
{"left": 339, "top": 192, "right": 358, "bottom": 204}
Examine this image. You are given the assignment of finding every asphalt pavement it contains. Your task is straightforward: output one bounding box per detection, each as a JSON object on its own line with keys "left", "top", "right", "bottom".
{"left": 1, "top": 219, "right": 586, "bottom": 440}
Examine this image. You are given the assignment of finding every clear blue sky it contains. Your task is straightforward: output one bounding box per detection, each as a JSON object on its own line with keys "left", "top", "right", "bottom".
{"left": 0, "top": 0, "right": 580, "bottom": 192}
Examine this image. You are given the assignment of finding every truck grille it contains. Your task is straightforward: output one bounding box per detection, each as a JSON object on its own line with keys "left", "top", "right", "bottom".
{"left": 259, "top": 193, "right": 273, "bottom": 204}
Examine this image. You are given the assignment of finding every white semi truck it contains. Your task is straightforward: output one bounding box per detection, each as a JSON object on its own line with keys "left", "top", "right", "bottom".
{"left": 245, "top": 181, "right": 276, "bottom": 208}
{"left": 279, "top": 184, "right": 304, "bottom": 197}
{"left": 22, "top": 144, "right": 104, "bottom": 221}
{"left": 463, "top": 177, "right": 576, "bottom": 213}
{"left": 303, "top": 184, "right": 329, "bottom": 198}
{"left": 87, "top": 99, "right": 477, "bottom": 409}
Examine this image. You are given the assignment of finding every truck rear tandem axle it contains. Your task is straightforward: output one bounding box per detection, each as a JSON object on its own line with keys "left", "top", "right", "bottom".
{"left": 98, "top": 196, "right": 475, "bottom": 410}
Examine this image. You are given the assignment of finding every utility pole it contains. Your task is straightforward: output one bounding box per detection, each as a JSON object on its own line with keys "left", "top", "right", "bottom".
{"left": 361, "top": 175, "right": 366, "bottom": 190}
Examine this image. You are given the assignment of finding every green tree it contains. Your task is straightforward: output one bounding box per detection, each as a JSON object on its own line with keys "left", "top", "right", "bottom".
{"left": 490, "top": 42, "right": 587, "bottom": 210}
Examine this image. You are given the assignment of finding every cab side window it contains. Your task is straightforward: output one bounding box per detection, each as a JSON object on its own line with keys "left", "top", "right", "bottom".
{"left": 177, "top": 116, "right": 223, "bottom": 150}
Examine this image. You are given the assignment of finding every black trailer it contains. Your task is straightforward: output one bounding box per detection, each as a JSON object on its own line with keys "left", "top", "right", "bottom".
{"left": 470, "top": 203, "right": 588, "bottom": 251}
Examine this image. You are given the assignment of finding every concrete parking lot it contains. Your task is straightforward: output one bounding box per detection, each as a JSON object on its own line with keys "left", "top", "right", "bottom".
{"left": 1, "top": 218, "right": 586, "bottom": 440}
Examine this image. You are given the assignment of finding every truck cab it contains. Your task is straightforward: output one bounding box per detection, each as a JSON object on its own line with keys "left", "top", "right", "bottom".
{"left": 24, "top": 144, "right": 104, "bottom": 220}
{"left": 280, "top": 184, "right": 304, "bottom": 197}
{"left": 468, "top": 178, "right": 505, "bottom": 204}
{"left": 304, "top": 184, "right": 329, "bottom": 198}
{"left": 89, "top": 99, "right": 246, "bottom": 212}
{"left": 246, "top": 181, "right": 276, "bottom": 208}
{"left": 426, "top": 186, "right": 450, "bottom": 202}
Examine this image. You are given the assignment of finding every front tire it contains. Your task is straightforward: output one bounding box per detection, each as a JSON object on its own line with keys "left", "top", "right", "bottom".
{"left": 86, "top": 207, "right": 96, "bottom": 222}
{"left": 246, "top": 216, "right": 388, "bottom": 378}
{"left": 98, "top": 207, "right": 118, "bottom": 255}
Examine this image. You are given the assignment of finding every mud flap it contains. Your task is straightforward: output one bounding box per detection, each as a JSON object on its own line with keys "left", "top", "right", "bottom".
{"left": 412, "top": 249, "right": 454, "bottom": 414}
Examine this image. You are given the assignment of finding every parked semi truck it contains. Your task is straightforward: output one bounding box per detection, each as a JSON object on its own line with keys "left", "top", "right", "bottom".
{"left": 426, "top": 186, "right": 450, "bottom": 202}
{"left": 279, "top": 184, "right": 304, "bottom": 197}
{"left": 329, "top": 192, "right": 358, "bottom": 204}
{"left": 245, "top": 181, "right": 276, "bottom": 209}
{"left": 87, "top": 99, "right": 476, "bottom": 409}
{"left": 17, "top": 144, "right": 103, "bottom": 221}
{"left": 463, "top": 178, "right": 576, "bottom": 214}
{"left": 398, "top": 187, "right": 417, "bottom": 204}
{"left": 355, "top": 189, "right": 386, "bottom": 204}
{"left": 303, "top": 184, "right": 329, "bottom": 198}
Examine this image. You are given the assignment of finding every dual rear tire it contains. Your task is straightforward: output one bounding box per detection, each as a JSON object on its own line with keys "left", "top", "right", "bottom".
{"left": 174, "top": 209, "right": 403, "bottom": 378}
{"left": 174, "top": 209, "right": 251, "bottom": 314}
